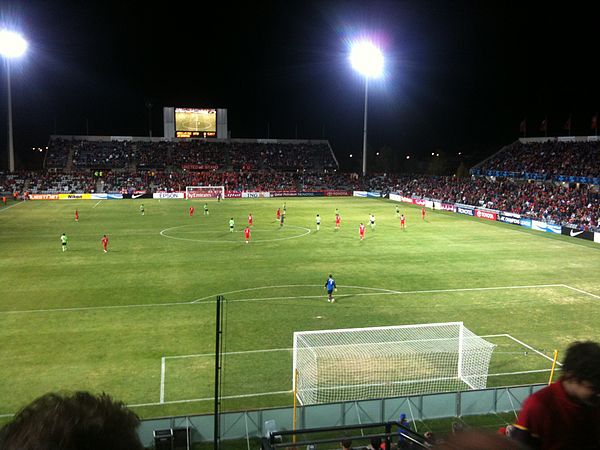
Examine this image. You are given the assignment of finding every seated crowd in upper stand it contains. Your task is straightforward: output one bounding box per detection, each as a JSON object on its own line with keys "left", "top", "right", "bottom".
{"left": 476, "top": 140, "right": 600, "bottom": 179}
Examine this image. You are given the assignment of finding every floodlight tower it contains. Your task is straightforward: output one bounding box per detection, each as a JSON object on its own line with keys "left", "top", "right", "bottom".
{"left": 0, "top": 30, "right": 28, "bottom": 172}
{"left": 350, "top": 41, "right": 383, "bottom": 177}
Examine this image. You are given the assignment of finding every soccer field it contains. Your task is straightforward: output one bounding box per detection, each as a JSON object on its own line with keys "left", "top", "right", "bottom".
{"left": 0, "top": 197, "right": 599, "bottom": 420}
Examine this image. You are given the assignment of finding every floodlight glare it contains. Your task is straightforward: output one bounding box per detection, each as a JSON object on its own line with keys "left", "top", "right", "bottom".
{"left": 0, "top": 30, "right": 28, "bottom": 58}
{"left": 350, "top": 41, "right": 384, "bottom": 78}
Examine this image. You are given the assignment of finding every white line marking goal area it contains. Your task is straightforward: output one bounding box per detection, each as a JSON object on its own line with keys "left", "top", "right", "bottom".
{"left": 156, "top": 333, "right": 561, "bottom": 407}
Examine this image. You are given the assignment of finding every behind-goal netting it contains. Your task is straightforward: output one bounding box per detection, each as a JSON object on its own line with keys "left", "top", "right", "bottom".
{"left": 293, "top": 322, "right": 496, "bottom": 405}
{"left": 185, "top": 186, "right": 225, "bottom": 199}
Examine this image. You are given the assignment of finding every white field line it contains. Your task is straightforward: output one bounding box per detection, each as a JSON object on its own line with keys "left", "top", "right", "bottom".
{"left": 130, "top": 389, "right": 293, "bottom": 408}
{"left": 505, "top": 334, "right": 563, "bottom": 366}
{"left": 160, "top": 357, "right": 166, "bottom": 404}
{"left": 487, "top": 368, "right": 560, "bottom": 377}
{"left": 92, "top": 200, "right": 102, "bottom": 208}
{"left": 561, "top": 284, "right": 600, "bottom": 300}
{"left": 0, "top": 283, "right": 575, "bottom": 315}
{"left": 0, "top": 201, "right": 25, "bottom": 213}
{"left": 165, "top": 347, "right": 292, "bottom": 360}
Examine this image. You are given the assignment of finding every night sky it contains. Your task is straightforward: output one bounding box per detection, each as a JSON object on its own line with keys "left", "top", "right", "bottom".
{"left": 1, "top": 1, "right": 599, "bottom": 171}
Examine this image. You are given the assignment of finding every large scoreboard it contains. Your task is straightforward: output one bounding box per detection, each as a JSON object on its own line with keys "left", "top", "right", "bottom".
{"left": 163, "top": 107, "right": 227, "bottom": 139}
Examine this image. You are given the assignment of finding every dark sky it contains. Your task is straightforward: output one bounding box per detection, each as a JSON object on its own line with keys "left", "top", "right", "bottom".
{"left": 1, "top": 1, "right": 599, "bottom": 170}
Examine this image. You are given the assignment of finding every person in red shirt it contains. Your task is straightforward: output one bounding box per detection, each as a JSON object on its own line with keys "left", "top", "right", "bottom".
{"left": 421, "top": 207, "right": 426, "bottom": 220}
{"left": 400, "top": 214, "right": 406, "bottom": 229}
{"left": 244, "top": 226, "right": 251, "bottom": 244}
{"left": 75, "top": 210, "right": 79, "bottom": 222}
{"left": 248, "top": 213, "right": 253, "bottom": 226}
{"left": 101, "top": 235, "right": 109, "bottom": 253}
{"left": 512, "top": 341, "right": 600, "bottom": 450}
{"left": 2, "top": 196, "right": 6, "bottom": 206}
{"left": 189, "top": 206, "right": 194, "bottom": 217}
{"left": 335, "top": 214, "right": 341, "bottom": 230}
{"left": 276, "top": 208, "right": 281, "bottom": 221}
{"left": 359, "top": 223, "right": 365, "bottom": 240}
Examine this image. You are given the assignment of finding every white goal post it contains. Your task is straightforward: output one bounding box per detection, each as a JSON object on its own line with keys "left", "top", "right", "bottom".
{"left": 185, "top": 186, "right": 225, "bottom": 199}
{"left": 293, "top": 322, "right": 496, "bottom": 405}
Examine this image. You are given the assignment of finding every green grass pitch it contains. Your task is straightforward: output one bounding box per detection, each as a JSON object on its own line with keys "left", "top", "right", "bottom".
{"left": 0, "top": 197, "right": 599, "bottom": 420}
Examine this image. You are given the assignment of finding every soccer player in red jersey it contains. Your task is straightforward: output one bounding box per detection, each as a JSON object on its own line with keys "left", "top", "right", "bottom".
{"left": 359, "top": 223, "right": 365, "bottom": 240}
{"left": 101, "top": 235, "right": 109, "bottom": 253}
{"left": 400, "top": 214, "right": 406, "bottom": 229}
{"left": 335, "top": 214, "right": 341, "bottom": 230}
{"left": 512, "top": 341, "right": 600, "bottom": 450}
{"left": 2, "top": 196, "right": 6, "bottom": 206}
{"left": 276, "top": 208, "right": 281, "bottom": 221}
{"left": 244, "top": 226, "right": 251, "bottom": 244}
{"left": 248, "top": 213, "right": 253, "bottom": 226}
{"left": 189, "top": 206, "right": 194, "bottom": 217}
{"left": 75, "top": 210, "right": 79, "bottom": 222}
{"left": 421, "top": 207, "right": 426, "bottom": 220}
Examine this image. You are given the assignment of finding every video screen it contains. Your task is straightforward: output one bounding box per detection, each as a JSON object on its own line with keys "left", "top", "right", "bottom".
{"left": 175, "top": 108, "right": 216, "bottom": 138}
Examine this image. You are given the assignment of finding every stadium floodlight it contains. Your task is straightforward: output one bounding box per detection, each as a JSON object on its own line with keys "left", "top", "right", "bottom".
{"left": 293, "top": 322, "right": 496, "bottom": 405}
{"left": 350, "top": 41, "right": 384, "bottom": 177}
{"left": 0, "top": 29, "right": 28, "bottom": 173}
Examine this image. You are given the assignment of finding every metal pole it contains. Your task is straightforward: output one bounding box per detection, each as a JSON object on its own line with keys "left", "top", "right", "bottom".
{"left": 362, "top": 76, "right": 369, "bottom": 177}
{"left": 7, "top": 59, "right": 15, "bottom": 172}
{"left": 214, "top": 295, "right": 223, "bottom": 450}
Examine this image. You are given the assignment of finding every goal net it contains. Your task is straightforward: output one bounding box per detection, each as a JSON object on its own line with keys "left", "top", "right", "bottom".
{"left": 293, "top": 322, "right": 496, "bottom": 405}
{"left": 185, "top": 186, "right": 225, "bottom": 199}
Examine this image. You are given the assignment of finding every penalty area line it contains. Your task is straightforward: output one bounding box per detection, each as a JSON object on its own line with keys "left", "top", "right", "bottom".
{"left": 131, "top": 389, "right": 293, "bottom": 408}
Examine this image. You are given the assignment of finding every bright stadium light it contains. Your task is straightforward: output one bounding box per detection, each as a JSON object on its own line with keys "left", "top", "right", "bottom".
{"left": 0, "top": 29, "right": 28, "bottom": 172}
{"left": 350, "top": 40, "right": 384, "bottom": 177}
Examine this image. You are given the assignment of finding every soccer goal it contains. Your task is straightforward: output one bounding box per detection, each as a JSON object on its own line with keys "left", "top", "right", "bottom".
{"left": 293, "top": 322, "right": 496, "bottom": 405}
{"left": 185, "top": 186, "right": 225, "bottom": 199}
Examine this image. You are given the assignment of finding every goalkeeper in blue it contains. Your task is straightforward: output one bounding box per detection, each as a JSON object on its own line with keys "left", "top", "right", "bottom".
{"left": 325, "top": 274, "right": 337, "bottom": 303}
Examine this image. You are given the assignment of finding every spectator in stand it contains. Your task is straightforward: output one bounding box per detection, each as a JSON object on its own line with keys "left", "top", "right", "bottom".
{"left": 340, "top": 437, "right": 353, "bottom": 450}
{"left": 0, "top": 391, "right": 143, "bottom": 450}
{"left": 511, "top": 341, "right": 600, "bottom": 450}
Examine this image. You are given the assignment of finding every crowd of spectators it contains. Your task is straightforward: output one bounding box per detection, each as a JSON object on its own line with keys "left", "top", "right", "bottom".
{"left": 477, "top": 140, "right": 600, "bottom": 179}
{"left": 46, "top": 138, "right": 337, "bottom": 172}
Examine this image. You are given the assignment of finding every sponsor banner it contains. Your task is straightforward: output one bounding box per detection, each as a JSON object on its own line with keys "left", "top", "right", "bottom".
{"left": 367, "top": 191, "right": 381, "bottom": 198}
{"left": 456, "top": 206, "right": 475, "bottom": 216}
{"left": 499, "top": 214, "right": 521, "bottom": 225}
{"left": 242, "top": 192, "right": 260, "bottom": 198}
{"left": 531, "top": 220, "right": 547, "bottom": 232}
{"left": 389, "top": 193, "right": 402, "bottom": 202}
{"left": 412, "top": 199, "right": 426, "bottom": 206}
{"left": 58, "top": 193, "right": 92, "bottom": 200}
{"left": 519, "top": 218, "right": 532, "bottom": 228}
{"left": 153, "top": 192, "right": 185, "bottom": 199}
{"left": 475, "top": 209, "right": 497, "bottom": 221}
{"left": 225, "top": 191, "right": 242, "bottom": 198}
{"left": 91, "top": 193, "right": 107, "bottom": 200}
{"left": 546, "top": 224, "right": 561, "bottom": 234}
{"left": 325, "top": 190, "right": 351, "bottom": 197}
{"left": 561, "top": 226, "right": 595, "bottom": 241}
{"left": 271, "top": 191, "right": 324, "bottom": 197}
{"left": 106, "top": 193, "right": 123, "bottom": 199}
{"left": 29, "top": 194, "right": 59, "bottom": 200}
{"left": 440, "top": 203, "right": 456, "bottom": 212}
{"left": 181, "top": 164, "right": 219, "bottom": 170}
{"left": 595, "top": 232, "right": 600, "bottom": 244}
{"left": 122, "top": 193, "right": 153, "bottom": 199}
{"left": 353, "top": 191, "right": 368, "bottom": 197}
{"left": 501, "top": 211, "right": 521, "bottom": 219}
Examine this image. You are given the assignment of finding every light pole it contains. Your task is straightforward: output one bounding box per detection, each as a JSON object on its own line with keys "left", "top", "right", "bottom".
{"left": 350, "top": 41, "right": 384, "bottom": 177}
{"left": 0, "top": 30, "right": 28, "bottom": 172}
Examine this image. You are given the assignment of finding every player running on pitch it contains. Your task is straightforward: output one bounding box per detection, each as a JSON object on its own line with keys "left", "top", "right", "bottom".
{"left": 359, "top": 222, "right": 366, "bottom": 240}
{"left": 204, "top": 203, "right": 209, "bottom": 215}
{"left": 324, "top": 274, "right": 337, "bottom": 303}
{"left": 101, "top": 234, "right": 109, "bottom": 253}
{"left": 139, "top": 204, "right": 145, "bottom": 216}
{"left": 244, "top": 226, "right": 251, "bottom": 244}
{"left": 75, "top": 210, "right": 79, "bottom": 222}
{"left": 229, "top": 217, "right": 235, "bottom": 232}
{"left": 60, "top": 233, "right": 68, "bottom": 252}
{"left": 248, "top": 213, "right": 253, "bottom": 227}
{"left": 316, "top": 214, "right": 321, "bottom": 231}
{"left": 422, "top": 207, "right": 426, "bottom": 221}
{"left": 189, "top": 205, "right": 194, "bottom": 217}
{"left": 369, "top": 214, "right": 376, "bottom": 230}
{"left": 276, "top": 208, "right": 281, "bottom": 221}
{"left": 335, "top": 213, "right": 341, "bottom": 230}
{"left": 400, "top": 214, "right": 406, "bottom": 229}
{"left": 396, "top": 205, "right": 400, "bottom": 218}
